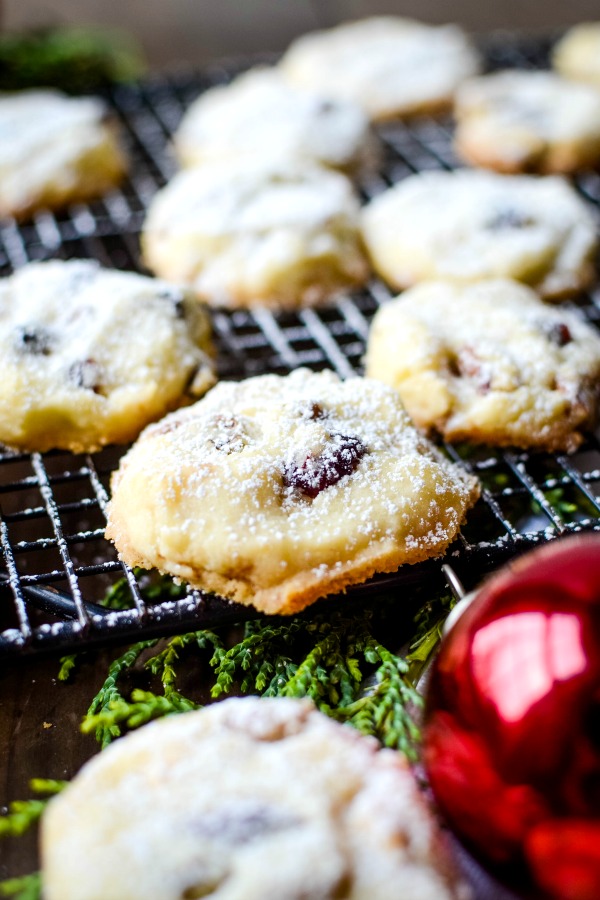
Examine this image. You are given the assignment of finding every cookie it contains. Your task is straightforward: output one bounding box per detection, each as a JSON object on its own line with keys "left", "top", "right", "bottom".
{"left": 361, "top": 169, "right": 598, "bottom": 299}
{"left": 0, "top": 260, "right": 216, "bottom": 453}
{"left": 0, "top": 89, "right": 127, "bottom": 220}
{"left": 141, "top": 160, "right": 369, "bottom": 310}
{"left": 365, "top": 279, "right": 600, "bottom": 452}
{"left": 42, "top": 697, "right": 467, "bottom": 900}
{"left": 279, "top": 16, "right": 480, "bottom": 121}
{"left": 174, "top": 66, "right": 379, "bottom": 175}
{"left": 105, "top": 369, "right": 479, "bottom": 615}
{"left": 553, "top": 23, "right": 600, "bottom": 89}
{"left": 454, "top": 70, "right": 600, "bottom": 174}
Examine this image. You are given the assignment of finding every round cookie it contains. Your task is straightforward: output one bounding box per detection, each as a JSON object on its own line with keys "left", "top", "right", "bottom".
{"left": 454, "top": 70, "right": 600, "bottom": 174}
{"left": 105, "top": 369, "right": 479, "bottom": 615}
{"left": 42, "top": 697, "right": 467, "bottom": 900}
{"left": 141, "top": 160, "right": 369, "bottom": 310}
{"left": 360, "top": 169, "right": 598, "bottom": 300}
{"left": 174, "top": 66, "right": 379, "bottom": 175}
{"left": 365, "top": 279, "right": 600, "bottom": 452}
{"left": 553, "top": 23, "right": 600, "bottom": 89}
{"left": 279, "top": 17, "right": 480, "bottom": 121}
{"left": 0, "top": 89, "right": 127, "bottom": 221}
{"left": 0, "top": 260, "right": 216, "bottom": 453}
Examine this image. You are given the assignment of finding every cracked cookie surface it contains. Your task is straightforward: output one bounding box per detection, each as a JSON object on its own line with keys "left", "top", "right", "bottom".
{"left": 42, "top": 697, "right": 467, "bottom": 900}
{"left": 105, "top": 369, "right": 479, "bottom": 614}
{"left": 174, "top": 66, "right": 378, "bottom": 175}
{"left": 279, "top": 16, "right": 480, "bottom": 121}
{"left": 0, "top": 260, "right": 215, "bottom": 453}
{"left": 361, "top": 169, "right": 597, "bottom": 299}
{"left": 0, "top": 89, "right": 127, "bottom": 220}
{"left": 142, "top": 159, "right": 369, "bottom": 310}
{"left": 365, "top": 279, "right": 600, "bottom": 452}
{"left": 454, "top": 70, "right": 600, "bottom": 174}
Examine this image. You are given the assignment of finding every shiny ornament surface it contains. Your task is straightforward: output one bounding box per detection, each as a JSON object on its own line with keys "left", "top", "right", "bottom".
{"left": 423, "top": 535, "right": 600, "bottom": 900}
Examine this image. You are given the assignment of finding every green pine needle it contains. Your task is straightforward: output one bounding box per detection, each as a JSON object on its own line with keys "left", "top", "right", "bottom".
{"left": 0, "top": 780, "right": 67, "bottom": 839}
{"left": 83, "top": 640, "right": 159, "bottom": 747}
{"left": 81, "top": 688, "right": 198, "bottom": 736}
{"left": 0, "top": 873, "right": 41, "bottom": 899}
{"left": 0, "top": 801, "right": 46, "bottom": 839}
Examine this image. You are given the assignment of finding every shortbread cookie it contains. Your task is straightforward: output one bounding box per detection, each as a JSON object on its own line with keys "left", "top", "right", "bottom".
{"left": 141, "top": 160, "right": 369, "bottom": 310}
{"left": 279, "top": 17, "right": 480, "bottom": 121}
{"left": 0, "top": 260, "right": 216, "bottom": 453}
{"left": 454, "top": 70, "right": 600, "bottom": 174}
{"left": 0, "top": 89, "right": 127, "bottom": 220}
{"left": 361, "top": 170, "right": 597, "bottom": 299}
{"left": 365, "top": 279, "right": 600, "bottom": 452}
{"left": 174, "top": 67, "right": 378, "bottom": 175}
{"left": 553, "top": 23, "right": 600, "bottom": 89}
{"left": 106, "top": 369, "right": 479, "bottom": 614}
{"left": 42, "top": 697, "right": 467, "bottom": 900}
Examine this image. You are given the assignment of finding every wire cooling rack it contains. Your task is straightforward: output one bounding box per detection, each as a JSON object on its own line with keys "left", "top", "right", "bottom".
{"left": 1, "top": 36, "right": 600, "bottom": 658}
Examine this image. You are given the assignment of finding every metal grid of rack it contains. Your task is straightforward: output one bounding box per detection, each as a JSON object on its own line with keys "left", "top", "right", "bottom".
{"left": 1, "top": 37, "right": 600, "bottom": 657}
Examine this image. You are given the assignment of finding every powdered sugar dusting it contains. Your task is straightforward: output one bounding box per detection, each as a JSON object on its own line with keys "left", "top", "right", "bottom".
{"left": 141, "top": 159, "right": 369, "bottom": 309}
{"left": 361, "top": 169, "right": 598, "bottom": 298}
{"left": 366, "top": 279, "right": 600, "bottom": 452}
{"left": 107, "top": 369, "right": 479, "bottom": 610}
{"left": 42, "top": 697, "right": 465, "bottom": 899}
{"left": 174, "top": 66, "right": 377, "bottom": 174}
{"left": 0, "top": 259, "right": 215, "bottom": 452}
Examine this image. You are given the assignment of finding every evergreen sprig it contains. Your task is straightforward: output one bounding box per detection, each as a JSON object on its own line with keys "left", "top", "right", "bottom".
{"left": 211, "top": 619, "right": 301, "bottom": 697}
{"left": 407, "top": 593, "right": 455, "bottom": 684}
{"left": 83, "top": 640, "right": 158, "bottom": 747}
{"left": 81, "top": 629, "right": 226, "bottom": 746}
{"left": 334, "top": 640, "right": 422, "bottom": 758}
{"left": 0, "top": 873, "right": 41, "bottom": 899}
{"left": 81, "top": 688, "right": 198, "bottom": 736}
{"left": 206, "top": 607, "right": 427, "bottom": 757}
{"left": 0, "top": 781, "right": 67, "bottom": 838}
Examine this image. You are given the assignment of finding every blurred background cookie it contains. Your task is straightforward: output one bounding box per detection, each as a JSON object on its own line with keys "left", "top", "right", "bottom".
{"left": 365, "top": 279, "right": 600, "bottom": 452}
{"left": 279, "top": 16, "right": 481, "bottom": 121}
{"left": 106, "top": 369, "right": 479, "bottom": 615}
{"left": 454, "top": 70, "right": 600, "bottom": 174}
{"left": 42, "top": 697, "right": 467, "bottom": 900}
{"left": 174, "top": 66, "right": 379, "bottom": 176}
{"left": 0, "top": 89, "right": 128, "bottom": 220}
{"left": 361, "top": 169, "right": 598, "bottom": 299}
{"left": 553, "top": 22, "right": 600, "bottom": 89}
{"left": 0, "top": 259, "right": 215, "bottom": 453}
{"left": 142, "top": 159, "right": 369, "bottom": 310}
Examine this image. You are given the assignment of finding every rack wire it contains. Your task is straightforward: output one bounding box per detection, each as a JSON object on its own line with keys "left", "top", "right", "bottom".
{"left": 1, "top": 36, "right": 600, "bottom": 658}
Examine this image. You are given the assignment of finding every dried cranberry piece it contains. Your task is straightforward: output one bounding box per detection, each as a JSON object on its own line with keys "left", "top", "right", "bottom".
{"left": 450, "top": 347, "right": 491, "bottom": 393}
{"left": 68, "top": 359, "right": 104, "bottom": 393}
{"left": 283, "top": 433, "right": 366, "bottom": 498}
{"left": 298, "top": 401, "right": 327, "bottom": 421}
{"left": 548, "top": 322, "right": 573, "bottom": 347}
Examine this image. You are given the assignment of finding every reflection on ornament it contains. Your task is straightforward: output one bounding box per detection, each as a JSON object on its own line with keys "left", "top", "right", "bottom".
{"left": 424, "top": 535, "right": 600, "bottom": 900}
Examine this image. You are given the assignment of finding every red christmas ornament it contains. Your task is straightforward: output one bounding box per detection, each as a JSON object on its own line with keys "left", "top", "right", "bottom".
{"left": 423, "top": 535, "right": 600, "bottom": 900}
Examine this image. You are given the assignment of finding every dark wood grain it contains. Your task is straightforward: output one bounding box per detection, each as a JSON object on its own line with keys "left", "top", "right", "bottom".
{"left": 0, "top": 650, "right": 112, "bottom": 878}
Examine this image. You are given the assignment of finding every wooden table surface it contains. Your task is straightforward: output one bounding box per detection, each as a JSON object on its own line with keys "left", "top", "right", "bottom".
{"left": 1, "top": 648, "right": 116, "bottom": 879}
